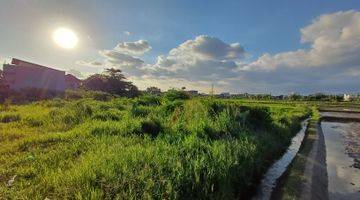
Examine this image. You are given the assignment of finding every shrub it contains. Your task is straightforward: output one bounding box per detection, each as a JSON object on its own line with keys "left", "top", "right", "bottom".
{"left": 65, "top": 90, "right": 114, "bottom": 101}
{"left": 131, "top": 105, "right": 150, "bottom": 117}
{"left": 74, "top": 102, "right": 93, "bottom": 117}
{"left": 65, "top": 90, "right": 84, "bottom": 100}
{"left": 163, "top": 100, "right": 184, "bottom": 114}
{"left": 92, "top": 110, "right": 122, "bottom": 121}
{"left": 15, "top": 88, "right": 63, "bottom": 102}
{"left": 164, "top": 89, "right": 190, "bottom": 101}
{"left": 0, "top": 113, "right": 21, "bottom": 123}
{"left": 24, "top": 117, "right": 44, "bottom": 127}
{"left": 140, "top": 118, "right": 163, "bottom": 137}
{"left": 1, "top": 98, "right": 12, "bottom": 111}
{"left": 89, "top": 91, "right": 113, "bottom": 101}
{"left": 244, "top": 107, "right": 273, "bottom": 130}
{"left": 90, "top": 120, "right": 141, "bottom": 136}
{"left": 136, "top": 95, "right": 161, "bottom": 106}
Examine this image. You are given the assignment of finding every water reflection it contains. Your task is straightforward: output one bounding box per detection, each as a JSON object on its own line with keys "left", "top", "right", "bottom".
{"left": 252, "top": 119, "right": 309, "bottom": 200}
{"left": 321, "top": 121, "right": 360, "bottom": 200}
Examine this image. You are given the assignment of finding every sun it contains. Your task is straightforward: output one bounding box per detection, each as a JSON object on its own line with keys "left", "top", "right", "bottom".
{"left": 52, "top": 27, "right": 78, "bottom": 49}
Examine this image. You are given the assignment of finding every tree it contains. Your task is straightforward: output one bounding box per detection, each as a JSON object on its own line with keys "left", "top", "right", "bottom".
{"left": 127, "top": 84, "right": 140, "bottom": 98}
{"left": 146, "top": 86, "right": 162, "bottom": 96}
{"left": 288, "top": 93, "right": 302, "bottom": 101}
{"left": 0, "top": 69, "right": 10, "bottom": 102}
{"left": 83, "top": 68, "right": 139, "bottom": 97}
{"left": 83, "top": 74, "right": 106, "bottom": 91}
{"left": 0, "top": 69, "right": 4, "bottom": 84}
{"left": 105, "top": 68, "right": 131, "bottom": 95}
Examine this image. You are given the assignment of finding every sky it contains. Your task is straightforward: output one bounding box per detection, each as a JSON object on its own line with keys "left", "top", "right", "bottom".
{"left": 0, "top": 0, "right": 360, "bottom": 94}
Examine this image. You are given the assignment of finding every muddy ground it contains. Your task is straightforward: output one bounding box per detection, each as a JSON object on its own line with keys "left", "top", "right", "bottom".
{"left": 320, "top": 111, "right": 360, "bottom": 200}
{"left": 320, "top": 112, "right": 360, "bottom": 169}
{"left": 341, "top": 123, "right": 360, "bottom": 169}
{"left": 300, "top": 122, "right": 328, "bottom": 200}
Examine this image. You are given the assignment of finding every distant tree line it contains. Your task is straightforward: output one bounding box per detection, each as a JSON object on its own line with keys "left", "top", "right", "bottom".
{"left": 229, "top": 92, "right": 356, "bottom": 102}
{"left": 1, "top": 67, "right": 359, "bottom": 103}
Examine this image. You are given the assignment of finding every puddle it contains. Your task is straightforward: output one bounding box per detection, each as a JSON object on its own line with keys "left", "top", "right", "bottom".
{"left": 252, "top": 119, "right": 309, "bottom": 200}
{"left": 321, "top": 121, "right": 360, "bottom": 200}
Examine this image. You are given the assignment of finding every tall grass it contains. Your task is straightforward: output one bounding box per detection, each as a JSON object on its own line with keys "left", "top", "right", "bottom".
{"left": 0, "top": 96, "right": 309, "bottom": 199}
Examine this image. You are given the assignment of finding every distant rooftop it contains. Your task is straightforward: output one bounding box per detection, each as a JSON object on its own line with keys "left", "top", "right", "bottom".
{"left": 9, "top": 58, "right": 65, "bottom": 73}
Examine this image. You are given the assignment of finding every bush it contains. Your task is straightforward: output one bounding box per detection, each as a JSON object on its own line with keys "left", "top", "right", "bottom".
{"left": 65, "top": 90, "right": 84, "bottom": 100}
{"left": 164, "top": 89, "right": 190, "bottom": 101}
{"left": 131, "top": 105, "right": 150, "bottom": 117}
{"left": 0, "top": 113, "right": 21, "bottom": 123}
{"left": 89, "top": 91, "right": 113, "bottom": 101}
{"left": 92, "top": 109, "right": 122, "bottom": 121}
{"left": 136, "top": 95, "right": 161, "bottom": 106}
{"left": 65, "top": 90, "right": 113, "bottom": 101}
{"left": 90, "top": 120, "right": 141, "bottom": 136}
{"left": 162, "top": 100, "right": 184, "bottom": 115}
{"left": 24, "top": 117, "right": 44, "bottom": 127}
{"left": 0, "top": 88, "right": 63, "bottom": 103}
{"left": 243, "top": 107, "right": 273, "bottom": 130}
{"left": 140, "top": 118, "right": 163, "bottom": 137}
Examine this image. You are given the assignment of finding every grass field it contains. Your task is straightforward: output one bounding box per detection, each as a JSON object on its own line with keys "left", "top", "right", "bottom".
{"left": 0, "top": 95, "right": 311, "bottom": 199}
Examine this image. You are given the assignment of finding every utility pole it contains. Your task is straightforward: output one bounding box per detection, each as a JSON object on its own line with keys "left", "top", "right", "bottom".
{"left": 210, "top": 83, "right": 214, "bottom": 97}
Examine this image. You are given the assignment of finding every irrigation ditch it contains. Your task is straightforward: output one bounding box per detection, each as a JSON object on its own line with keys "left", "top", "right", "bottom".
{"left": 252, "top": 107, "right": 360, "bottom": 200}
{"left": 252, "top": 119, "right": 309, "bottom": 200}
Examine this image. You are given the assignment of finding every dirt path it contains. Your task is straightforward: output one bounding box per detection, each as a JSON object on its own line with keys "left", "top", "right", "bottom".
{"left": 300, "top": 123, "right": 328, "bottom": 200}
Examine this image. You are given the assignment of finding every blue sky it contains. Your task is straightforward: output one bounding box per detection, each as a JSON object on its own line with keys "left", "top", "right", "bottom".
{"left": 1, "top": 0, "right": 360, "bottom": 94}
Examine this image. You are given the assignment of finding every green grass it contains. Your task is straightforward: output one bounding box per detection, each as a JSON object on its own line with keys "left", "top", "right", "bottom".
{"left": 0, "top": 96, "right": 310, "bottom": 199}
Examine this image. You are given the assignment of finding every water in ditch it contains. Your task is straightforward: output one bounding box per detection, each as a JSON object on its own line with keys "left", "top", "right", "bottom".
{"left": 252, "top": 119, "right": 309, "bottom": 200}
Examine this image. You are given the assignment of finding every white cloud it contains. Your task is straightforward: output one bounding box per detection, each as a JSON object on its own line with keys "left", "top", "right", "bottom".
{"left": 115, "top": 40, "right": 151, "bottom": 55}
{"left": 67, "top": 69, "right": 84, "bottom": 78}
{"left": 97, "top": 48, "right": 149, "bottom": 78}
{"left": 76, "top": 60, "right": 103, "bottom": 67}
{"left": 168, "top": 35, "right": 246, "bottom": 61}
{"left": 226, "top": 10, "right": 360, "bottom": 94}
{"left": 123, "top": 31, "right": 131, "bottom": 36}
{"left": 247, "top": 10, "right": 360, "bottom": 71}
{"left": 147, "top": 36, "right": 246, "bottom": 81}
{"left": 99, "top": 50, "right": 144, "bottom": 66}
{"left": 0, "top": 57, "right": 11, "bottom": 66}
{"left": 79, "top": 11, "right": 360, "bottom": 94}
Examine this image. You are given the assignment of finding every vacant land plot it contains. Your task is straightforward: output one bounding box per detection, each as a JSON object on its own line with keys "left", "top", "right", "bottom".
{"left": 0, "top": 96, "right": 310, "bottom": 199}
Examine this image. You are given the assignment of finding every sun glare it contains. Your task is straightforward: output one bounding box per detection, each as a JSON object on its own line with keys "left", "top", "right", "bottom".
{"left": 52, "top": 27, "right": 78, "bottom": 49}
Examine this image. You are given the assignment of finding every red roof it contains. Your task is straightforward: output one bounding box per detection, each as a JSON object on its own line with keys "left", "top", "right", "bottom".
{"left": 11, "top": 58, "right": 65, "bottom": 73}
{"left": 65, "top": 74, "right": 82, "bottom": 83}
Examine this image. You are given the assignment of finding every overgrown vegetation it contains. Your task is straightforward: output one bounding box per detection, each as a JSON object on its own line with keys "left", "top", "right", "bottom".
{"left": 0, "top": 96, "right": 310, "bottom": 199}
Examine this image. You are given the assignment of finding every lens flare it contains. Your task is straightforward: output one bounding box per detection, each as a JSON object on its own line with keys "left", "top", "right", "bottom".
{"left": 52, "top": 27, "right": 78, "bottom": 49}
